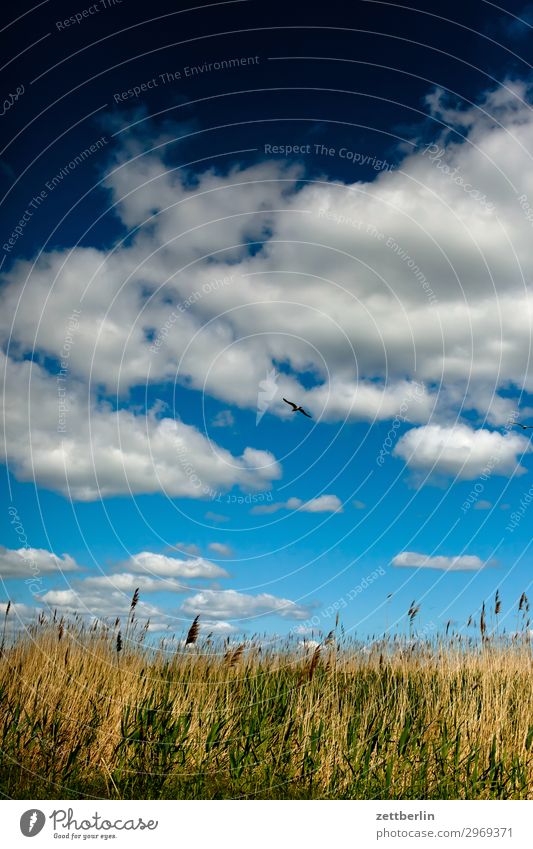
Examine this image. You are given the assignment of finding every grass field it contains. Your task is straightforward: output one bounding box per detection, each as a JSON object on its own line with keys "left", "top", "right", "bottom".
{"left": 1, "top": 598, "right": 533, "bottom": 800}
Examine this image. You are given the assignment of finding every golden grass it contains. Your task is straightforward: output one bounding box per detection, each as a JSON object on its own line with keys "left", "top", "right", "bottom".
{"left": 1, "top": 612, "right": 532, "bottom": 799}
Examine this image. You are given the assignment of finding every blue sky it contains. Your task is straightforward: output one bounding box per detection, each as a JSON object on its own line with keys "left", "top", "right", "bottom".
{"left": 2, "top": 0, "right": 533, "bottom": 643}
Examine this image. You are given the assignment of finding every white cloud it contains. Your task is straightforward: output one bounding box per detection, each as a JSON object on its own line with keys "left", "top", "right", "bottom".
{"left": 144, "top": 620, "right": 176, "bottom": 634}
{"left": 299, "top": 379, "right": 434, "bottom": 424}
{"left": 40, "top": 552, "right": 229, "bottom": 619}
{"left": 127, "top": 551, "right": 228, "bottom": 578}
{"left": 208, "top": 542, "right": 233, "bottom": 556}
{"left": 3, "top": 80, "right": 533, "bottom": 428}
{"left": 394, "top": 423, "right": 531, "bottom": 479}
{"left": 296, "top": 495, "right": 343, "bottom": 513}
{"left": 474, "top": 499, "right": 493, "bottom": 510}
{"left": 392, "top": 551, "right": 492, "bottom": 571}
{"left": 82, "top": 573, "right": 187, "bottom": 594}
{"left": 211, "top": 410, "right": 235, "bottom": 428}
{"left": 0, "top": 546, "right": 81, "bottom": 578}
{"left": 3, "top": 78, "right": 533, "bottom": 502}
{"left": 353, "top": 500, "right": 367, "bottom": 509}
{"left": 0, "top": 601, "right": 35, "bottom": 619}
{"left": 251, "top": 494, "right": 343, "bottom": 515}
{"left": 298, "top": 639, "right": 320, "bottom": 649}
{"left": 180, "top": 589, "right": 314, "bottom": 621}
{"left": 205, "top": 511, "right": 230, "bottom": 522}
{"left": 0, "top": 351, "right": 281, "bottom": 501}
{"left": 35, "top": 548, "right": 233, "bottom": 622}
{"left": 198, "top": 619, "right": 238, "bottom": 635}
{"left": 40, "top": 586, "right": 164, "bottom": 620}
{"left": 0, "top": 601, "right": 36, "bottom": 632}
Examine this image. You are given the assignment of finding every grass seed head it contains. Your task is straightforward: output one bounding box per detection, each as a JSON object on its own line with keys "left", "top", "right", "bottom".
{"left": 480, "top": 602, "right": 487, "bottom": 640}
{"left": 185, "top": 615, "right": 200, "bottom": 646}
{"left": 308, "top": 644, "right": 321, "bottom": 681}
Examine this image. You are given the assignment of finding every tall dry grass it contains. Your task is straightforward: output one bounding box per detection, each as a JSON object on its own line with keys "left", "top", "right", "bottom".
{"left": 0, "top": 601, "right": 532, "bottom": 799}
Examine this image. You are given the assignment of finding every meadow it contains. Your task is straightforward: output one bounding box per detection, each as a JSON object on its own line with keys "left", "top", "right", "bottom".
{"left": 0, "top": 595, "right": 532, "bottom": 800}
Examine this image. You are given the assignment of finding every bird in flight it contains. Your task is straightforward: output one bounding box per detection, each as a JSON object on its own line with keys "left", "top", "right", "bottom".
{"left": 283, "top": 398, "right": 312, "bottom": 418}
{"left": 515, "top": 423, "right": 533, "bottom": 430}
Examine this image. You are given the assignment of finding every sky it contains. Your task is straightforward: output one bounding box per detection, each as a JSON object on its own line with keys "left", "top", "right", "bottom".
{"left": 2, "top": 0, "right": 533, "bottom": 644}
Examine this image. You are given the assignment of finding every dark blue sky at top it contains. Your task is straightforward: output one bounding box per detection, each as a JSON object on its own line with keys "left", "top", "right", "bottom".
{"left": 2, "top": 0, "right": 533, "bottom": 262}
{"left": 2, "top": 0, "right": 533, "bottom": 639}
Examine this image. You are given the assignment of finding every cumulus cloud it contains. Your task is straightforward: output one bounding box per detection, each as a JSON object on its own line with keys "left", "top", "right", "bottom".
{"left": 474, "top": 500, "right": 493, "bottom": 510}
{"left": 299, "top": 379, "right": 434, "bottom": 424}
{"left": 0, "top": 352, "right": 281, "bottom": 501}
{"left": 0, "top": 601, "right": 35, "bottom": 619}
{"left": 3, "top": 77, "right": 533, "bottom": 500}
{"left": 393, "top": 423, "right": 531, "bottom": 479}
{"left": 392, "top": 551, "right": 492, "bottom": 571}
{"left": 37, "top": 548, "right": 232, "bottom": 621}
{"left": 251, "top": 494, "right": 343, "bottom": 515}
{"left": 195, "top": 619, "right": 238, "bottom": 635}
{"left": 292, "top": 495, "right": 343, "bottom": 513}
{"left": 127, "top": 551, "right": 228, "bottom": 578}
{"left": 82, "top": 573, "right": 187, "bottom": 594}
{"left": 2, "top": 82, "right": 533, "bottom": 408}
{"left": 211, "top": 410, "right": 235, "bottom": 428}
{"left": 36, "top": 580, "right": 239, "bottom": 633}
{"left": 208, "top": 542, "right": 233, "bottom": 556}
{"left": 40, "top": 586, "right": 165, "bottom": 619}
{"left": 0, "top": 601, "right": 37, "bottom": 632}
{"left": 205, "top": 511, "right": 230, "bottom": 522}
{"left": 0, "top": 546, "right": 82, "bottom": 578}
{"left": 180, "top": 589, "right": 314, "bottom": 621}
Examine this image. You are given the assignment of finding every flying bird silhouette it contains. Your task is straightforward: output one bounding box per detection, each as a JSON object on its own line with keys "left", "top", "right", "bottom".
{"left": 515, "top": 423, "right": 533, "bottom": 430}
{"left": 283, "top": 398, "right": 312, "bottom": 418}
